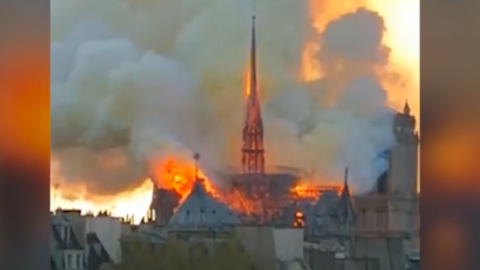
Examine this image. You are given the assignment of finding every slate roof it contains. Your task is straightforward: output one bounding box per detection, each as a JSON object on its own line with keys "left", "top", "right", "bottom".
{"left": 315, "top": 190, "right": 339, "bottom": 216}
{"left": 86, "top": 233, "right": 112, "bottom": 270}
{"left": 50, "top": 215, "right": 83, "bottom": 250}
{"left": 51, "top": 256, "right": 57, "bottom": 270}
{"left": 311, "top": 168, "right": 355, "bottom": 231}
{"left": 168, "top": 179, "right": 240, "bottom": 230}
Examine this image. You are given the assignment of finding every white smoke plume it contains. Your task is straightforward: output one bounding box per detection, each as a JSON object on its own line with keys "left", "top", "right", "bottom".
{"left": 51, "top": 0, "right": 396, "bottom": 196}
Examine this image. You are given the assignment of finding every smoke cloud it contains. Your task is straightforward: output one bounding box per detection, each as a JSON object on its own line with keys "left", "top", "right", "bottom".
{"left": 51, "top": 0, "right": 397, "bottom": 196}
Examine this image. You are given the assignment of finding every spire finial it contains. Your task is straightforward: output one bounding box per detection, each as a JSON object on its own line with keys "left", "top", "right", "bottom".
{"left": 252, "top": 0, "right": 256, "bottom": 19}
{"left": 403, "top": 100, "right": 410, "bottom": 115}
{"left": 193, "top": 153, "right": 200, "bottom": 181}
{"left": 344, "top": 167, "right": 349, "bottom": 189}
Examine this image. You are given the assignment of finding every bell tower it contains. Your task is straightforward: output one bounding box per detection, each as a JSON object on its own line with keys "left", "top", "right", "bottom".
{"left": 388, "top": 101, "right": 418, "bottom": 197}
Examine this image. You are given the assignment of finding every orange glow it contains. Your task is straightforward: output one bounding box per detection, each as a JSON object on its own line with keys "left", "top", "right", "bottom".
{"left": 50, "top": 179, "right": 154, "bottom": 224}
{"left": 301, "top": 0, "right": 362, "bottom": 81}
{"left": 291, "top": 183, "right": 342, "bottom": 200}
{"left": 223, "top": 189, "right": 258, "bottom": 215}
{"left": 293, "top": 210, "right": 306, "bottom": 227}
{"left": 301, "top": 0, "right": 419, "bottom": 124}
{"left": 150, "top": 157, "right": 261, "bottom": 215}
{"left": 301, "top": 42, "right": 323, "bottom": 82}
{"left": 150, "top": 157, "right": 219, "bottom": 202}
{"left": 244, "top": 67, "right": 251, "bottom": 98}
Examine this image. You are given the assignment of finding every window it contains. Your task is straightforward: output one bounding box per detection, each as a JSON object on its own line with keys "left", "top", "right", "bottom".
{"left": 77, "top": 254, "right": 82, "bottom": 269}
{"left": 67, "top": 254, "right": 72, "bottom": 268}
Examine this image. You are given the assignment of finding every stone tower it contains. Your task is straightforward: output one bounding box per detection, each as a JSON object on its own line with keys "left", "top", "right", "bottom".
{"left": 385, "top": 101, "right": 419, "bottom": 236}
{"left": 241, "top": 13, "right": 265, "bottom": 175}
{"left": 388, "top": 101, "right": 418, "bottom": 197}
{"left": 355, "top": 102, "right": 419, "bottom": 242}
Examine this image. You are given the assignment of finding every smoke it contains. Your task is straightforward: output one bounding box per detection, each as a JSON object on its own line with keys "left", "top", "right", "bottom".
{"left": 51, "top": 0, "right": 397, "bottom": 196}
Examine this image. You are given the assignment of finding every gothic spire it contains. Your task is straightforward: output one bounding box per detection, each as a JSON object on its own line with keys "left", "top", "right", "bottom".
{"left": 194, "top": 153, "right": 200, "bottom": 182}
{"left": 343, "top": 167, "right": 349, "bottom": 191}
{"left": 337, "top": 167, "right": 355, "bottom": 228}
{"left": 241, "top": 4, "right": 265, "bottom": 175}
{"left": 249, "top": 6, "right": 258, "bottom": 103}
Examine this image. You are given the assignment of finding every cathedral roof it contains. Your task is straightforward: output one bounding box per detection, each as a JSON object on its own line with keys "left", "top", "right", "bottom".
{"left": 167, "top": 179, "right": 240, "bottom": 230}
{"left": 314, "top": 190, "right": 339, "bottom": 216}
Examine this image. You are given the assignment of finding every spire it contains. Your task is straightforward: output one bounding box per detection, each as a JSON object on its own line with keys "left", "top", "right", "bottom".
{"left": 241, "top": 4, "right": 265, "bottom": 175}
{"left": 337, "top": 167, "right": 355, "bottom": 229}
{"left": 193, "top": 153, "right": 200, "bottom": 182}
{"left": 249, "top": 3, "right": 258, "bottom": 103}
{"left": 343, "top": 167, "right": 349, "bottom": 191}
{"left": 403, "top": 100, "right": 411, "bottom": 115}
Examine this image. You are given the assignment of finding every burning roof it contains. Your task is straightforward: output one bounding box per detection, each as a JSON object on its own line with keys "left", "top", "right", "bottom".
{"left": 168, "top": 179, "right": 240, "bottom": 230}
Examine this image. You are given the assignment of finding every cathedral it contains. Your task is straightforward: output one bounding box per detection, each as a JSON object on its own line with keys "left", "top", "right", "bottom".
{"left": 149, "top": 8, "right": 420, "bottom": 252}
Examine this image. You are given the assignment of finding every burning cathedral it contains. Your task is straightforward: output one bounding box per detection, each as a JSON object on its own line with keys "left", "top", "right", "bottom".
{"left": 149, "top": 11, "right": 419, "bottom": 250}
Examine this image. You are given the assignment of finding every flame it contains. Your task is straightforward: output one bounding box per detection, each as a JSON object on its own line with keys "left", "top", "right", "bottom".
{"left": 50, "top": 178, "right": 153, "bottom": 224}
{"left": 293, "top": 210, "right": 306, "bottom": 227}
{"left": 301, "top": 42, "right": 323, "bottom": 82}
{"left": 291, "top": 183, "right": 343, "bottom": 200}
{"left": 244, "top": 68, "right": 251, "bottom": 98}
{"left": 151, "top": 157, "right": 270, "bottom": 215}
{"left": 150, "top": 157, "right": 220, "bottom": 202}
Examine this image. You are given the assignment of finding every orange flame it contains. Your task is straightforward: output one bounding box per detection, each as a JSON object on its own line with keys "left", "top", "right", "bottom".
{"left": 244, "top": 67, "right": 251, "bottom": 98}
{"left": 150, "top": 158, "right": 219, "bottom": 201}
{"left": 150, "top": 157, "right": 261, "bottom": 215}
{"left": 293, "top": 210, "right": 305, "bottom": 227}
{"left": 291, "top": 183, "right": 343, "bottom": 200}
{"left": 301, "top": 42, "right": 323, "bottom": 82}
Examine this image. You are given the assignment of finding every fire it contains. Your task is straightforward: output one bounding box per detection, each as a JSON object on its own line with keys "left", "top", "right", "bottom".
{"left": 244, "top": 67, "right": 251, "bottom": 97}
{"left": 151, "top": 158, "right": 219, "bottom": 201}
{"left": 151, "top": 157, "right": 265, "bottom": 215}
{"left": 293, "top": 211, "right": 306, "bottom": 228}
{"left": 226, "top": 189, "right": 267, "bottom": 216}
{"left": 301, "top": 42, "right": 323, "bottom": 82}
{"left": 50, "top": 178, "right": 153, "bottom": 224}
{"left": 291, "top": 183, "right": 342, "bottom": 200}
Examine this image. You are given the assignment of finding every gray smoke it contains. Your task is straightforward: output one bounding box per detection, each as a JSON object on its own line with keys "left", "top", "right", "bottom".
{"left": 51, "top": 0, "right": 396, "bottom": 197}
